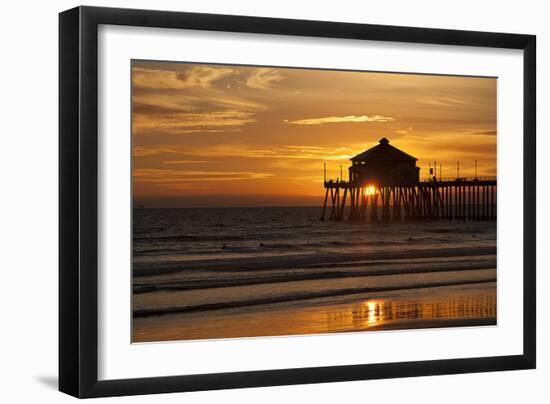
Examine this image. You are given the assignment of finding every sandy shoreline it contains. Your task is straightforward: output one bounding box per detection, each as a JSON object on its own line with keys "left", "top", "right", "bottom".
{"left": 133, "top": 282, "right": 496, "bottom": 343}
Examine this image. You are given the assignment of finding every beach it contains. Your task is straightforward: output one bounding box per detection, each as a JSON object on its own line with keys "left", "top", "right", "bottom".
{"left": 132, "top": 206, "right": 497, "bottom": 342}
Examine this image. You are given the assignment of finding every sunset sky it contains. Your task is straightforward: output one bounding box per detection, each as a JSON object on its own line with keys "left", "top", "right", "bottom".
{"left": 132, "top": 60, "right": 496, "bottom": 207}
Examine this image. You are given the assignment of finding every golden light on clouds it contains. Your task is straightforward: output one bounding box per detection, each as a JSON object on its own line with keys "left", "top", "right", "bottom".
{"left": 132, "top": 60, "right": 496, "bottom": 207}
{"left": 285, "top": 115, "right": 395, "bottom": 125}
{"left": 245, "top": 68, "right": 284, "bottom": 90}
{"left": 133, "top": 66, "right": 236, "bottom": 90}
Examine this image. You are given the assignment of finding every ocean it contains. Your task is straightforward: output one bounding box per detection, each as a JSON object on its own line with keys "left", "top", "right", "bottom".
{"left": 132, "top": 206, "right": 497, "bottom": 342}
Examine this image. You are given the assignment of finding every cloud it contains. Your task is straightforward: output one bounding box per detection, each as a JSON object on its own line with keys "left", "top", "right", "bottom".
{"left": 246, "top": 68, "right": 283, "bottom": 90}
{"left": 163, "top": 160, "right": 211, "bottom": 164}
{"left": 133, "top": 144, "right": 355, "bottom": 163}
{"left": 133, "top": 110, "right": 256, "bottom": 135}
{"left": 132, "top": 66, "right": 234, "bottom": 90}
{"left": 132, "top": 67, "right": 268, "bottom": 136}
{"left": 469, "top": 130, "right": 497, "bottom": 136}
{"left": 273, "top": 145, "right": 354, "bottom": 161}
{"left": 132, "top": 103, "right": 190, "bottom": 115}
{"left": 395, "top": 125, "right": 414, "bottom": 135}
{"left": 134, "top": 146, "right": 162, "bottom": 157}
{"left": 176, "top": 66, "right": 235, "bottom": 87}
{"left": 134, "top": 168, "right": 273, "bottom": 183}
{"left": 416, "top": 96, "right": 471, "bottom": 107}
{"left": 284, "top": 115, "right": 395, "bottom": 125}
{"left": 132, "top": 92, "right": 264, "bottom": 115}
{"left": 290, "top": 175, "right": 325, "bottom": 184}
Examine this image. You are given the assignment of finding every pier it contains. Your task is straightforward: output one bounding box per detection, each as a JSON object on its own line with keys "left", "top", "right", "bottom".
{"left": 321, "top": 138, "right": 496, "bottom": 222}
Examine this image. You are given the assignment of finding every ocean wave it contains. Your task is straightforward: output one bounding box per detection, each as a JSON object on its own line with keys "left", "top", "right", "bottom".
{"left": 133, "top": 237, "right": 460, "bottom": 258}
{"left": 133, "top": 234, "right": 246, "bottom": 242}
{"left": 133, "top": 261, "right": 496, "bottom": 294}
{"left": 133, "top": 246, "right": 497, "bottom": 277}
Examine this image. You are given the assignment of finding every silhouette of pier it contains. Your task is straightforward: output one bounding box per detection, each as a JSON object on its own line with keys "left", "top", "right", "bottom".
{"left": 321, "top": 138, "right": 496, "bottom": 222}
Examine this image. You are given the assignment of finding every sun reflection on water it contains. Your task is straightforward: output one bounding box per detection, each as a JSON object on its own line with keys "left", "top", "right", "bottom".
{"left": 366, "top": 301, "right": 381, "bottom": 325}
{"left": 326, "top": 293, "right": 496, "bottom": 332}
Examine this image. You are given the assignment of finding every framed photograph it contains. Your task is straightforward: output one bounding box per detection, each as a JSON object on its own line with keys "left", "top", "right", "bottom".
{"left": 59, "top": 6, "right": 536, "bottom": 398}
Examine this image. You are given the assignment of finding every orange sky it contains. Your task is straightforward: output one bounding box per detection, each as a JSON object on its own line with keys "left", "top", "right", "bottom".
{"left": 132, "top": 61, "right": 496, "bottom": 208}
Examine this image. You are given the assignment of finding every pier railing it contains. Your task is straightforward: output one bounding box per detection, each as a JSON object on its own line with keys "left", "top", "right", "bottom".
{"left": 420, "top": 176, "right": 497, "bottom": 183}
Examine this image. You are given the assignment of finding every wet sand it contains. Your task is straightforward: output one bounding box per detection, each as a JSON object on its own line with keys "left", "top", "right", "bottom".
{"left": 133, "top": 282, "right": 496, "bottom": 343}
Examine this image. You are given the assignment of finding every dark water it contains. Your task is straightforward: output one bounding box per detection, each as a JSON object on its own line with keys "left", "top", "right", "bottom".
{"left": 132, "top": 207, "right": 496, "bottom": 341}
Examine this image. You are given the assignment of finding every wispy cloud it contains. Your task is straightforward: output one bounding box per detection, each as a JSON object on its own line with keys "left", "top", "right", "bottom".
{"left": 132, "top": 66, "right": 268, "bottom": 136}
{"left": 134, "top": 168, "right": 273, "bottom": 183}
{"left": 290, "top": 175, "right": 325, "bottom": 184}
{"left": 134, "top": 144, "right": 355, "bottom": 162}
{"left": 284, "top": 115, "right": 395, "bottom": 125}
{"left": 273, "top": 145, "right": 354, "bottom": 161}
{"left": 395, "top": 125, "right": 414, "bottom": 135}
{"left": 132, "top": 66, "right": 234, "bottom": 90}
{"left": 163, "top": 160, "right": 211, "bottom": 164}
{"left": 469, "top": 129, "right": 497, "bottom": 136}
{"left": 133, "top": 110, "right": 256, "bottom": 135}
{"left": 416, "top": 96, "right": 471, "bottom": 107}
{"left": 246, "top": 68, "right": 283, "bottom": 90}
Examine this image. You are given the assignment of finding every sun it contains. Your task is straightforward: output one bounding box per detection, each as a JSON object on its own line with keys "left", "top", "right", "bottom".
{"left": 364, "top": 185, "right": 376, "bottom": 196}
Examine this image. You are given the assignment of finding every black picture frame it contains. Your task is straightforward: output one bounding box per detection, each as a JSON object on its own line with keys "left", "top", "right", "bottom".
{"left": 59, "top": 6, "right": 536, "bottom": 398}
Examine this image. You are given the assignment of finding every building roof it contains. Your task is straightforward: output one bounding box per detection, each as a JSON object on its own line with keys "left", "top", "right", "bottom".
{"left": 350, "top": 138, "right": 417, "bottom": 162}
